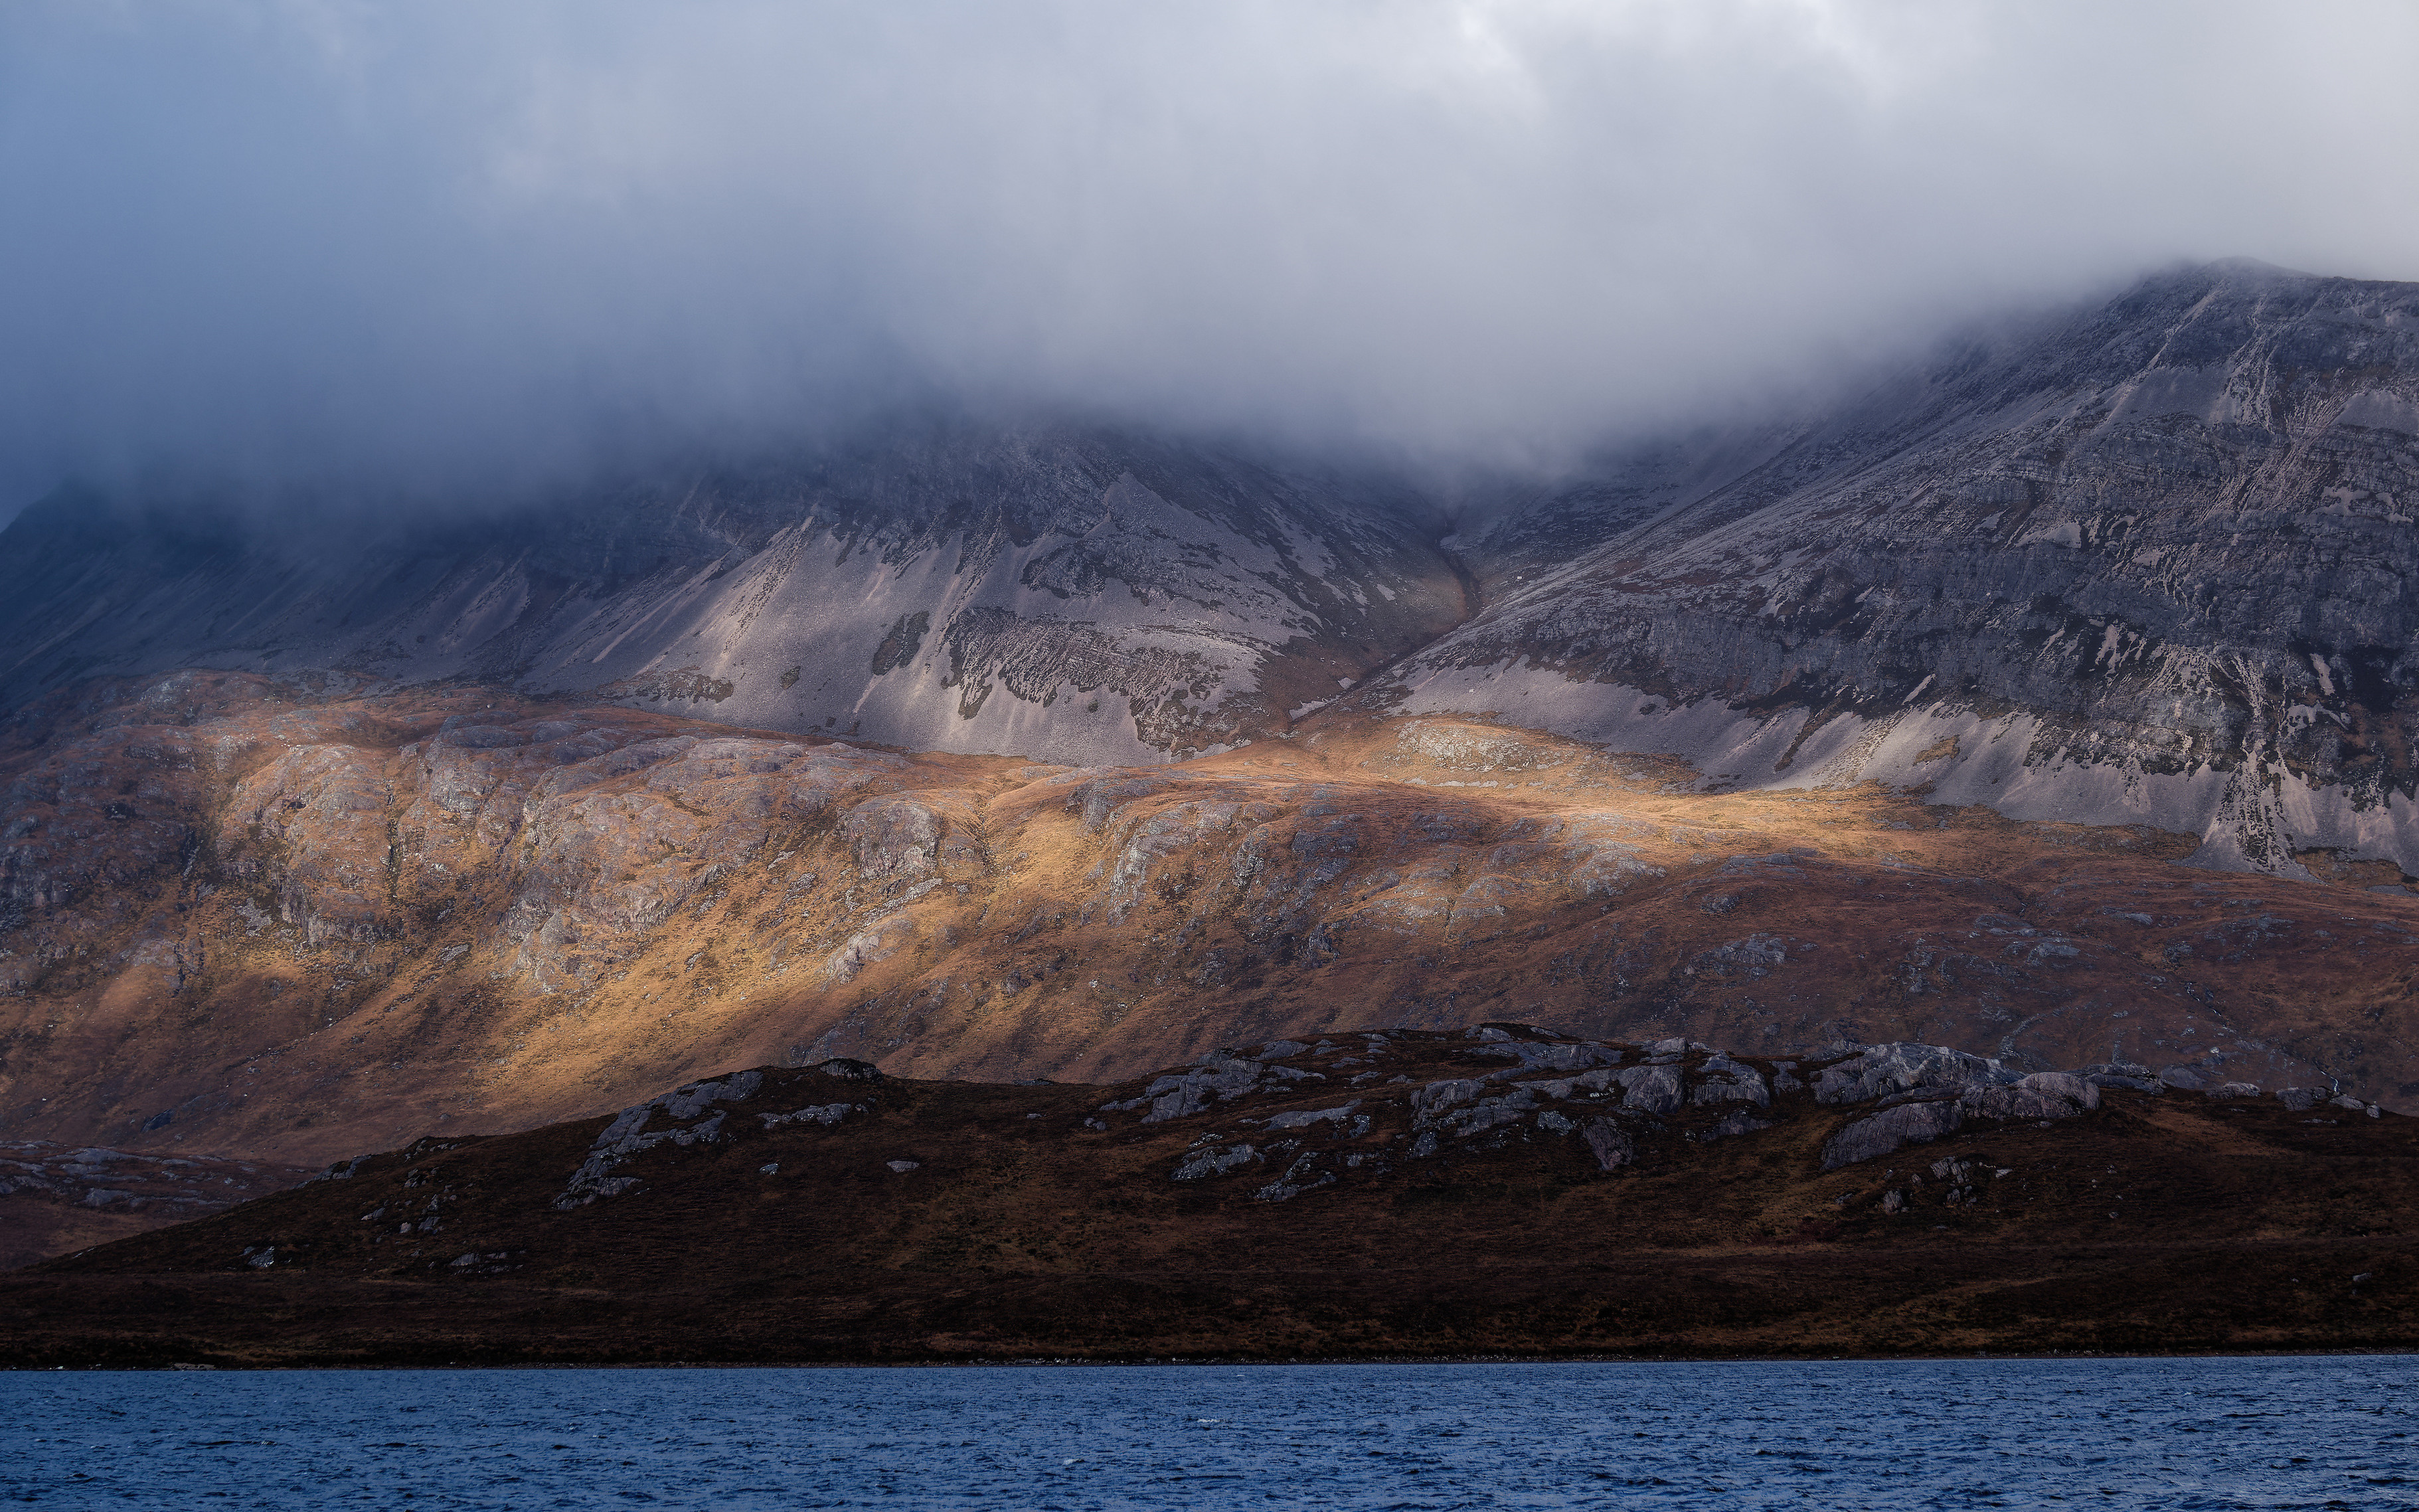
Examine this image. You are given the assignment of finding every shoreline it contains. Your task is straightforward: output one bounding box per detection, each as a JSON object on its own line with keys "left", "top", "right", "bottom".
{"left": 11, "top": 1348, "right": 2419, "bottom": 1372}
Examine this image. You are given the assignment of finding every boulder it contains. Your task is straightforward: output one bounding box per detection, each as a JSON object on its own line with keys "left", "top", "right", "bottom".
{"left": 1437, "top": 1093, "right": 1535, "bottom": 1138}
{"left": 1582, "top": 1120, "right": 1635, "bottom": 1171}
{"left": 1471, "top": 1040, "right": 1617, "bottom": 1072}
{"left": 1813, "top": 1043, "right": 2011, "bottom": 1105}
{"left": 1264, "top": 1101, "right": 1361, "bottom": 1131}
{"left": 1960, "top": 1072, "right": 2099, "bottom": 1121}
{"left": 1690, "top": 1055, "right": 1770, "bottom": 1108}
{"left": 1411, "top": 1078, "right": 1487, "bottom": 1124}
{"left": 1132, "top": 1054, "right": 1267, "bottom": 1122}
{"left": 1171, "top": 1143, "right": 1260, "bottom": 1181}
{"left": 1820, "top": 1099, "right": 1965, "bottom": 1171}
{"left": 555, "top": 1072, "right": 770, "bottom": 1207}
{"left": 659, "top": 1071, "right": 762, "bottom": 1120}
{"left": 1252, "top": 1153, "right": 1335, "bottom": 1203}
{"left": 758, "top": 1102, "right": 855, "bottom": 1130}
{"left": 1612, "top": 1064, "right": 1685, "bottom": 1115}
{"left": 2080, "top": 1062, "right": 2164, "bottom": 1093}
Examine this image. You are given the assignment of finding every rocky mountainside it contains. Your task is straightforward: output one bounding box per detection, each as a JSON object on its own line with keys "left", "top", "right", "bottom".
{"left": 0, "top": 423, "right": 1467, "bottom": 766}
{"left": 0, "top": 1142, "right": 311, "bottom": 1270}
{"left": 6, "top": 671, "right": 2417, "bottom": 1175}
{"left": 1377, "top": 261, "right": 2419, "bottom": 879}
{"left": 8, "top": 1026, "right": 2412, "bottom": 1361}
{"left": 7, "top": 262, "right": 2419, "bottom": 1173}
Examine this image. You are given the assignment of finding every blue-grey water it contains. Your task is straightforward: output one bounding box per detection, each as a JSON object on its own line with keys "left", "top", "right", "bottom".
{"left": 2, "top": 1358, "right": 2413, "bottom": 1509}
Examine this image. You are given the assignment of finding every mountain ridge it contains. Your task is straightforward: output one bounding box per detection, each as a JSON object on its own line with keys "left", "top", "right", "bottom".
{"left": 7, "top": 262, "right": 2419, "bottom": 1183}
{"left": 0, "top": 423, "right": 1469, "bottom": 767}
{"left": 1374, "top": 260, "right": 2419, "bottom": 877}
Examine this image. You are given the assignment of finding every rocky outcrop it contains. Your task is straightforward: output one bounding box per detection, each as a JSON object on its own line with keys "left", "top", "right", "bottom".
{"left": 1103, "top": 1025, "right": 2153, "bottom": 1193}
{"left": 1814, "top": 1044, "right": 2014, "bottom": 1106}
{"left": 1088, "top": 1027, "right": 2137, "bottom": 1183}
{"left": 1375, "top": 262, "right": 2419, "bottom": 879}
{"left": 554, "top": 1059, "right": 886, "bottom": 1208}
{"left": 1819, "top": 1061, "right": 2106, "bottom": 1171}
{"left": 555, "top": 1070, "right": 771, "bottom": 1209}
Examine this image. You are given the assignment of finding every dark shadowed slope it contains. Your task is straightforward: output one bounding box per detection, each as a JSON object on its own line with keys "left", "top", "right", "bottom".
{"left": 8, "top": 1027, "right": 2413, "bottom": 1361}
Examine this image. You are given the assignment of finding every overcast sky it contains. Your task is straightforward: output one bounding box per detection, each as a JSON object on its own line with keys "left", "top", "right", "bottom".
{"left": 3, "top": 0, "right": 2415, "bottom": 521}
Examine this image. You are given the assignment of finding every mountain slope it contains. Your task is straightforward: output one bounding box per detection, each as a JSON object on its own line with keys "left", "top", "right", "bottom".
{"left": 0, "top": 424, "right": 1467, "bottom": 766}
{"left": 1384, "top": 262, "right": 2419, "bottom": 877}
{"left": 12, "top": 263, "right": 2419, "bottom": 1169}
{"left": 6, "top": 673, "right": 2417, "bottom": 1170}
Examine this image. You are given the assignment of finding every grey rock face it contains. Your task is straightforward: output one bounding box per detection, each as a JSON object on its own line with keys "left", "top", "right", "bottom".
{"left": 1821, "top": 1099, "right": 1967, "bottom": 1171}
{"left": 756, "top": 1103, "right": 855, "bottom": 1130}
{"left": 1127, "top": 1053, "right": 1287, "bottom": 1123}
{"left": 1960, "top": 1072, "right": 2102, "bottom": 1120}
{"left": 0, "top": 424, "right": 1465, "bottom": 766}
{"left": 1094, "top": 1027, "right": 2184, "bottom": 1193}
{"left": 1263, "top": 1101, "right": 1361, "bottom": 1131}
{"left": 1252, "top": 1153, "right": 1336, "bottom": 1203}
{"left": 1411, "top": 1078, "right": 1488, "bottom": 1124}
{"left": 1820, "top": 1067, "right": 2102, "bottom": 1169}
{"left": 1380, "top": 262, "right": 2419, "bottom": 877}
{"left": 1171, "top": 1142, "right": 1260, "bottom": 1181}
{"left": 1814, "top": 1043, "right": 2013, "bottom": 1105}
{"left": 1689, "top": 1054, "right": 1770, "bottom": 1107}
{"left": 1470, "top": 1040, "right": 1618, "bottom": 1073}
{"left": 555, "top": 1070, "right": 771, "bottom": 1208}
{"left": 1612, "top": 1064, "right": 1685, "bottom": 1114}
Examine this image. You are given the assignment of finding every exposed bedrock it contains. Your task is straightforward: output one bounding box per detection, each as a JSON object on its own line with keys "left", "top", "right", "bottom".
{"left": 1374, "top": 262, "right": 2419, "bottom": 879}
{"left": 0, "top": 424, "right": 1467, "bottom": 766}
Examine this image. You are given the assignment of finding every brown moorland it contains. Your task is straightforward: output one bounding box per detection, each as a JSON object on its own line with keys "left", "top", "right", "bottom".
{"left": 7, "top": 1028, "right": 2413, "bottom": 1365}
{"left": 0, "top": 1142, "right": 314, "bottom": 1270}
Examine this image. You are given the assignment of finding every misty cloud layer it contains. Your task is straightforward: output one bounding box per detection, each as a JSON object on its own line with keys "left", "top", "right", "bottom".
{"left": 3, "top": 0, "right": 2416, "bottom": 520}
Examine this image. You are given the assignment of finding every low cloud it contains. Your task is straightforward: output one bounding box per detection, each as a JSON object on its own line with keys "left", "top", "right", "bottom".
{"left": 4, "top": 0, "right": 2415, "bottom": 518}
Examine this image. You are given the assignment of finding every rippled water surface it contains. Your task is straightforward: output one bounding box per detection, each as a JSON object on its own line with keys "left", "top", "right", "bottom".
{"left": 3, "top": 1357, "right": 2414, "bottom": 1509}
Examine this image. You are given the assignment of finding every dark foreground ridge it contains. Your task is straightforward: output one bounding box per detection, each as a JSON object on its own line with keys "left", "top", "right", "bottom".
{"left": 5, "top": 1025, "right": 2414, "bottom": 1365}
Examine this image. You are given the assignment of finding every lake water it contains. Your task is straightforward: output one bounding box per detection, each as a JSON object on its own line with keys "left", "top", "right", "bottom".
{"left": 1, "top": 1357, "right": 2412, "bottom": 1509}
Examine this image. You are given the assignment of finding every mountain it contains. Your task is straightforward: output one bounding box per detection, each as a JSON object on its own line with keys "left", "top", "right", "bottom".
{"left": 0, "top": 423, "right": 1468, "bottom": 766}
{"left": 6, "top": 262, "right": 2419, "bottom": 1177}
{"left": 5, "top": 673, "right": 2415, "bottom": 1178}
{"left": 7, "top": 1028, "right": 2412, "bottom": 1363}
{"left": 1375, "top": 261, "right": 2419, "bottom": 877}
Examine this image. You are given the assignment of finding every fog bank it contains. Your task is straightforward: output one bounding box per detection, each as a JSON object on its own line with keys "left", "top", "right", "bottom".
{"left": 4, "top": 1, "right": 2415, "bottom": 519}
